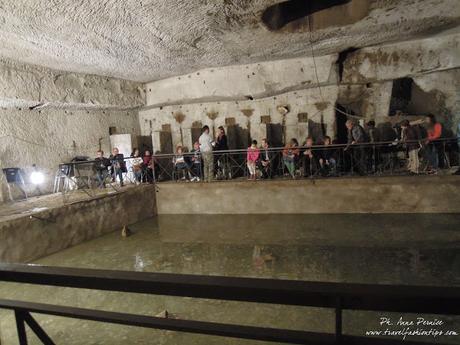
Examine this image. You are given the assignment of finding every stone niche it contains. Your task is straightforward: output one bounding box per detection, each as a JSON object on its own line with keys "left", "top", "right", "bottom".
{"left": 260, "top": 115, "right": 271, "bottom": 124}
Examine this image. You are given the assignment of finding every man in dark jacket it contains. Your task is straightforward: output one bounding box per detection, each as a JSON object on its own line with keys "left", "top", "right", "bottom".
{"left": 109, "top": 147, "right": 126, "bottom": 186}
{"left": 94, "top": 150, "right": 111, "bottom": 188}
{"left": 365, "top": 120, "right": 381, "bottom": 172}
{"left": 319, "top": 136, "right": 337, "bottom": 176}
{"left": 302, "top": 136, "right": 318, "bottom": 177}
{"left": 345, "top": 119, "right": 368, "bottom": 175}
{"left": 401, "top": 120, "right": 421, "bottom": 174}
{"left": 214, "top": 126, "right": 230, "bottom": 179}
{"left": 258, "top": 138, "right": 273, "bottom": 179}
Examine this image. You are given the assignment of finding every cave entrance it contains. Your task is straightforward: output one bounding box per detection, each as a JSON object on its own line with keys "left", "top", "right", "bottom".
{"left": 389, "top": 77, "right": 444, "bottom": 116}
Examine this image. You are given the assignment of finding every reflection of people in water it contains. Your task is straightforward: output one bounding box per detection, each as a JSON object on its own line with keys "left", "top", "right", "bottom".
{"left": 252, "top": 245, "right": 275, "bottom": 270}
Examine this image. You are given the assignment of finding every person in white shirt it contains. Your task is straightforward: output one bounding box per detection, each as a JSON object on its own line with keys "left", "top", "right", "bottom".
{"left": 130, "top": 148, "right": 143, "bottom": 183}
{"left": 199, "top": 125, "right": 214, "bottom": 182}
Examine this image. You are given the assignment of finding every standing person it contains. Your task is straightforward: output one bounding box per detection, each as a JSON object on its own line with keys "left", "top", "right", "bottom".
{"left": 282, "top": 138, "right": 300, "bottom": 178}
{"left": 130, "top": 148, "right": 143, "bottom": 184}
{"left": 365, "top": 120, "right": 379, "bottom": 143}
{"left": 215, "top": 126, "right": 228, "bottom": 150}
{"left": 94, "top": 150, "right": 110, "bottom": 188}
{"left": 365, "top": 120, "right": 380, "bottom": 172}
{"left": 190, "top": 141, "right": 202, "bottom": 182}
{"left": 142, "top": 150, "right": 154, "bottom": 183}
{"left": 456, "top": 121, "right": 460, "bottom": 175}
{"left": 109, "top": 147, "right": 126, "bottom": 186}
{"left": 199, "top": 125, "right": 214, "bottom": 182}
{"left": 247, "top": 140, "right": 260, "bottom": 180}
{"left": 424, "top": 114, "right": 442, "bottom": 174}
{"left": 345, "top": 119, "right": 368, "bottom": 175}
{"left": 401, "top": 120, "right": 421, "bottom": 175}
{"left": 215, "top": 126, "right": 229, "bottom": 179}
{"left": 259, "top": 138, "right": 272, "bottom": 179}
{"left": 457, "top": 120, "right": 460, "bottom": 147}
{"left": 302, "top": 136, "right": 317, "bottom": 177}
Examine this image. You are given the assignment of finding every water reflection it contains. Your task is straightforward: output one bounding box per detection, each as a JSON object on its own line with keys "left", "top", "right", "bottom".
{"left": 0, "top": 214, "right": 459, "bottom": 344}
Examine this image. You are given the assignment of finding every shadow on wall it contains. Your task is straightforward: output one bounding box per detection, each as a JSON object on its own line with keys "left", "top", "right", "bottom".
{"left": 308, "top": 118, "right": 327, "bottom": 143}
{"left": 266, "top": 123, "right": 284, "bottom": 147}
{"left": 159, "top": 131, "right": 173, "bottom": 154}
{"left": 227, "top": 125, "right": 250, "bottom": 150}
{"left": 191, "top": 121, "right": 203, "bottom": 146}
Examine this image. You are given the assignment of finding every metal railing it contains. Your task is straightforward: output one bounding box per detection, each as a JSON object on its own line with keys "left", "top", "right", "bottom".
{"left": 152, "top": 137, "right": 459, "bottom": 182}
{"left": 51, "top": 138, "right": 459, "bottom": 193}
{"left": 0, "top": 263, "right": 458, "bottom": 344}
{"left": 52, "top": 156, "right": 152, "bottom": 202}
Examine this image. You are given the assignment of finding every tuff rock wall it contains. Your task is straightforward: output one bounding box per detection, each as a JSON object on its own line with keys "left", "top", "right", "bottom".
{"left": 0, "top": 59, "right": 145, "bottom": 202}
{"left": 139, "top": 32, "right": 460, "bottom": 152}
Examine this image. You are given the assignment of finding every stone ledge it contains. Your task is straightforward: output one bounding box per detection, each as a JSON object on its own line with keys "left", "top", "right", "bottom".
{"left": 0, "top": 184, "right": 156, "bottom": 263}
{"left": 156, "top": 175, "right": 460, "bottom": 214}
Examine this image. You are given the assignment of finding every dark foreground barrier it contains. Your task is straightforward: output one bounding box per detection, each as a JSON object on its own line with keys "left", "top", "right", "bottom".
{"left": 0, "top": 263, "right": 458, "bottom": 344}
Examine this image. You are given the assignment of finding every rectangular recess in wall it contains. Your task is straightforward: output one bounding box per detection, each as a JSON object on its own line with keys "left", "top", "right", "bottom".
{"left": 109, "top": 126, "right": 117, "bottom": 135}
{"left": 162, "top": 124, "right": 172, "bottom": 132}
{"left": 225, "top": 117, "right": 236, "bottom": 126}
{"left": 192, "top": 121, "right": 203, "bottom": 128}
{"left": 260, "top": 115, "right": 271, "bottom": 124}
{"left": 298, "top": 113, "right": 309, "bottom": 123}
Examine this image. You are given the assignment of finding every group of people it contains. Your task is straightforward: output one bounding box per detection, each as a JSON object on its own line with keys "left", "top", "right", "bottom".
{"left": 92, "top": 113, "right": 453, "bottom": 186}
{"left": 250, "top": 113, "right": 450, "bottom": 180}
{"left": 343, "top": 114, "right": 445, "bottom": 176}
{"left": 93, "top": 147, "right": 158, "bottom": 188}
{"left": 278, "top": 114, "right": 448, "bottom": 178}
{"left": 171, "top": 125, "right": 228, "bottom": 182}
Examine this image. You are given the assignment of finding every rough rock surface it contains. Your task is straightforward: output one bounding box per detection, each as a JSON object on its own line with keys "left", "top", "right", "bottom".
{"left": 0, "top": 0, "right": 458, "bottom": 82}
{"left": 0, "top": 107, "right": 141, "bottom": 201}
{"left": 140, "top": 32, "right": 460, "bottom": 152}
{"left": 140, "top": 85, "right": 338, "bottom": 150}
{"left": 0, "top": 59, "right": 145, "bottom": 110}
{"left": 145, "top": 54, "right": 338, "bottom": 107}
{"left": 0, "top": 184, "right": 156, "bottom": 262}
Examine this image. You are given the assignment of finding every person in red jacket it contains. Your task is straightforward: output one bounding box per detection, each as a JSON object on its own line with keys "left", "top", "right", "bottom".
{"left": 424, "top": 114, "right": 442, "bottom": 173}
{"left": 247, "top": 140, "right": 260, "bottom": 180}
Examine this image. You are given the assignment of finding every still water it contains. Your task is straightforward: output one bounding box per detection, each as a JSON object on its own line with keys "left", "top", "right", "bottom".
{"left": 0, "top": 214, "right": 459, "bottom": 344}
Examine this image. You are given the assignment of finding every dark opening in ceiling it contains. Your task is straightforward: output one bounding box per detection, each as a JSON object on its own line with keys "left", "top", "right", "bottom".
{"left": 262, "top": 0, "right": 351, "bottom": 31}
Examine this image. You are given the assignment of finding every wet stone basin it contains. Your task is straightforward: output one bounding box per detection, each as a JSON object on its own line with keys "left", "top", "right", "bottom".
{"left": 0, "top": 214, "right": 459, "bottom": 344}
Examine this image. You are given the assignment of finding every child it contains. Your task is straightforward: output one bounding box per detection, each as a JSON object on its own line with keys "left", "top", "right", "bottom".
{"left": 173, "top": 146, "right": 191, "bottom": 181}
{"left": 247, "top": 140, "right": 260, "bottom": 180}
{"left": 190, "top": 141, "right": 202, "bottom": 182}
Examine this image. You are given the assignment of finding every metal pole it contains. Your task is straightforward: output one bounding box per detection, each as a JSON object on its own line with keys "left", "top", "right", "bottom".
{"left": 23, "top": 312, "right": 55, "bottom": 345}
{"left": 335, "top": 297, "right": 342, "bottom": 344}
{"left": 14, "top": 310, "right": 28, "bottom": 345}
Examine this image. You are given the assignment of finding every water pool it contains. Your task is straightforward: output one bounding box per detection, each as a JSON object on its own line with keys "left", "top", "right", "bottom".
{"left": 0, "top": 214, "right": 459, "bottom": 344}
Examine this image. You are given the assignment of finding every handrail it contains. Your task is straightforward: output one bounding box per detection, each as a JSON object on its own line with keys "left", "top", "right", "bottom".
{"left": 0, "top": 299, "right": 443, "bottom": 345}
{"left": 0, "top": 264, "right": 459, "bottom": 313}
{"left": 56, "top": 137, "right": 459, "bottom": 162}
{"left": 0, "top": 263, "right": 458, "bottom": 344}
{"left": 150, "top": 137, "right": 459, "bottom": 158}
{"left": 0, "top": 299, "right": 328, "bottom": 345}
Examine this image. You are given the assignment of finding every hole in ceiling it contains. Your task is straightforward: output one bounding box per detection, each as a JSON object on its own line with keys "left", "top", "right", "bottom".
{"left": 262, "top": 0, "right": 351, "bottom": 31}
